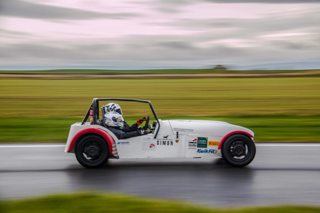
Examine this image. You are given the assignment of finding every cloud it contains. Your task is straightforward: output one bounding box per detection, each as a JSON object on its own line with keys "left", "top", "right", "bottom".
{"left": 152, "top": 0, "right": 196, "bottom": 13}
{"left": 1, "top": 28, "right": 319, "bottom": 69}
{"left": 0, "top": 0, "right": 319, "bottom": 69}
{"left": 1, "top": 30, "right": 318, "bottom": 69}
{"left": 205, "top": 0, "right": 320, "bottom": 3}
{"left": 155, "top": 41, "right": 195, "bottom": 50}
{"left": 0, "top": 0, "right": 138, "bottom": 20}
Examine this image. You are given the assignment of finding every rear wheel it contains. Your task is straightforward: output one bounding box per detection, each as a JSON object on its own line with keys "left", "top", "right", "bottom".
{"left": 75, "top": 135, "right": 109, "bottom": 168}
{"left": 221, "top": 134, "right": 255, "bottom": 167}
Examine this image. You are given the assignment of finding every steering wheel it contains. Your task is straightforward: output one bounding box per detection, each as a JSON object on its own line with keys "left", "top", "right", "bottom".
{"left": 143, "top": 116, "right": 150, "bottom": 130}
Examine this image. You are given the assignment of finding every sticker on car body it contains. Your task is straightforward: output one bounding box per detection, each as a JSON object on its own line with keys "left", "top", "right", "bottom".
{"left": 208, "top": 141, "right": 219, "bottom": 146}
{"left": 197, "top": 149, "right": 216, "bottom": 154}
{"left": 188, "top": 138, "right": 198, "bottom": 149}
{"left": 157, "top": 139, "right": 174, "bottom": 146}
{"left": 197, "top": 137, "right": 208, "bottom": 148}
{"left": 117, "top": 141, "right": 130, "bottom": 145}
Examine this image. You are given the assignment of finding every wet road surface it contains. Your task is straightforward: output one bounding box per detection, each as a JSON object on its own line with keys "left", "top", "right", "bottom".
{"left": 1, "top": 143, "right": 320, "bottom": 207}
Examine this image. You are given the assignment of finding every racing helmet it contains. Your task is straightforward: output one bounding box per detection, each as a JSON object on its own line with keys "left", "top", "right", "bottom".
{"left": 104, "top": 102, "right": 122, "bottom": 115}
{"left": 102, "top": 103, "right": 124, "bottom": 128}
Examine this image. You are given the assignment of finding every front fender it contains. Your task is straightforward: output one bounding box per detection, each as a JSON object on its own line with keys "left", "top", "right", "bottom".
{"left": 218, "top": 130, "right": 254, "bottom": 150}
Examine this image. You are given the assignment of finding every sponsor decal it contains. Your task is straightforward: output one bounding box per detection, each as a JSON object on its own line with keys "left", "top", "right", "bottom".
{"left": 163, "top": 135, "right": 169, "bottom": 139}
{"left": 188, "top": 141, "right": 197, "bottom": 148}
{"left": 143, "top": 142, "right": 156, "bottom": 151}
{"left": 157, "top": 139, "right": 174, "bottom": 146}
{"left": 208, "top": 140, "right": 219, "bottom": 146}
{"left": 149, "top": 143, "right": 156, "bottom": 149}
{"left": 176, "top": 131, "right": 179, "bottom": 143}
{"left": 197, "top": 137, "right": 208, "bottom": 148}
{"left": 197, "top": 149, "right": 216, "bottom": 154}
{"left": 188, "top": 138, "right": 198, "bottom": 149}
{"left": 117, "top": 141, "right": 130, "bottom": 145}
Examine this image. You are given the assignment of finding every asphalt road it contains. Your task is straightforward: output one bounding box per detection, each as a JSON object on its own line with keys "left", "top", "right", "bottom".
{"left": 1, "top": 143, "right": 320, "bottom": 207}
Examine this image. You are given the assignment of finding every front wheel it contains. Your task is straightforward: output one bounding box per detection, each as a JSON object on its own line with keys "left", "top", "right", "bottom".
{"left": 75, "top": 135, "right": 109, "bottom": 168}
{"left": 221, "top": 134, "right": 256, "bottom": 167}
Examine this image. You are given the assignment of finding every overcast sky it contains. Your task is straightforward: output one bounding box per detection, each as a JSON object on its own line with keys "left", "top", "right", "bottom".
{"left": 0, "top": 0, "right": 319, "bottom": 70}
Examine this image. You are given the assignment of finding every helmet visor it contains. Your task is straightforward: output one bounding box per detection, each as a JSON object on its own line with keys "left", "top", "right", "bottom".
{"left": 115, "top": 108, "right": 122, "bottom": 115}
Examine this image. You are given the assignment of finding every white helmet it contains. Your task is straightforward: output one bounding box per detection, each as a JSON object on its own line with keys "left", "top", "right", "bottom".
{"left": 104, "top": 102, "right": 122, "bottom": 115}
{"left": 103, "top": 103, "right": 124, "bottom": 128}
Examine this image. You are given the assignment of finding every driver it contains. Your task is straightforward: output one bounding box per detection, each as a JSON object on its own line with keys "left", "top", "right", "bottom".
{"left": 102, "top": 103, "right": 148, "bottom": 139}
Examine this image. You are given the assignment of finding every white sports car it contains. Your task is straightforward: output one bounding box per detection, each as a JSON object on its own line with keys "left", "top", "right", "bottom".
{"left": 65, "top": 98, "right": 256, "bottom": 168}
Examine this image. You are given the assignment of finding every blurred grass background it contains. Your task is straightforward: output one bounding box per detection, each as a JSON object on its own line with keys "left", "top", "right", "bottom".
{"left": 1, "top": 193, "right": 320, "bottom": 213}
{"left": 0, "top": 76, "right": 319, "bottom": 142}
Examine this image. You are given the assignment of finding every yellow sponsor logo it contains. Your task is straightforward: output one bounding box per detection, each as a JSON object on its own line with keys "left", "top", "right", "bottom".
{"left": 208, "top": 141, "right": 219, "bottom": 146}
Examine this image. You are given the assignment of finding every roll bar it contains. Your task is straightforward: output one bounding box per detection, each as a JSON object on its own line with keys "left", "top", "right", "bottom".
{"left": 81, "top": 98, "right": 160, "bottom": 139}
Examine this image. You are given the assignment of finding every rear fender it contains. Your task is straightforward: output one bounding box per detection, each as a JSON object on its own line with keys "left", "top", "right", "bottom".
{"left": 66, "top": 128, "right": 114, "bottom": 156}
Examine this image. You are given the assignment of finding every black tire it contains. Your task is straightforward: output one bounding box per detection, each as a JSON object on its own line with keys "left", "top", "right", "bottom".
{"left": 221, "top": 134, "right": 256, "bottom": 167}
{"left": 75, "top": 134, "right": 109, "bottom": 168}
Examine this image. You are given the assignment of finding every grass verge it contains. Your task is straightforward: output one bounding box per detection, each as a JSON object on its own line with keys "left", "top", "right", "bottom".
{"left": 1, "top": 193, "right": 320, "bottom": 213}
{"left": 0, "top": 77, "right": 319, "bottom": 142}
{"left": 1, "top": 77, "right": 319, "bottom": 117}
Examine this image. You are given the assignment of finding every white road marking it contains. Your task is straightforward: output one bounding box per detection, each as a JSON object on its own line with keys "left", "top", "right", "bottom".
{"left": 0, "top": 143, "right": 320, "bottom": 148}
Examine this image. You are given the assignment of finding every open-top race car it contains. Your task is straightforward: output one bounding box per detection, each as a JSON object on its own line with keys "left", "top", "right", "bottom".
{"left": 65, "top": 98, "right": 256, "bottom": 168}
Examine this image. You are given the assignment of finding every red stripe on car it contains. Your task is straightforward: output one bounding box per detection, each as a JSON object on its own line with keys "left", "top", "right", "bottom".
{"left": 218, "top": 130, "right": 253, "bottom": 150}
{"left": 67, "top": 128, "right": 114, "bottom": 156}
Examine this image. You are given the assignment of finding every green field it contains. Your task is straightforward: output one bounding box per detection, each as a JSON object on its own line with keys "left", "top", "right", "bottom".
{"left": 0, "top": 77, "right": 319, "bottom": 142}
{"left": 1, "top": 193, "right": 320, "bottom": 213}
